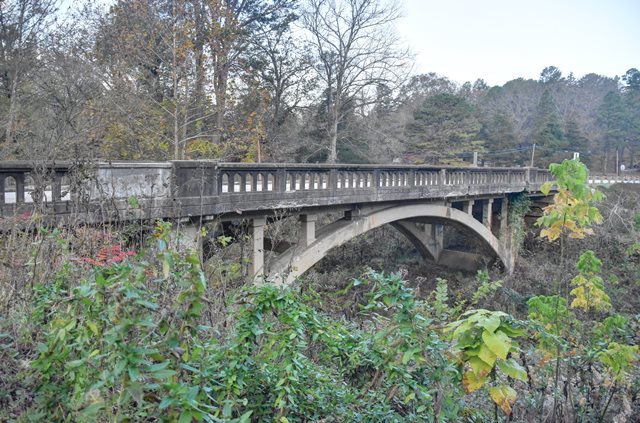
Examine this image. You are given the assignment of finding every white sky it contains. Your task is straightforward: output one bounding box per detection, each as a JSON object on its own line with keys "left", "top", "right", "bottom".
{"left": 397, "top": 0, "right": 640, "bottom": 86}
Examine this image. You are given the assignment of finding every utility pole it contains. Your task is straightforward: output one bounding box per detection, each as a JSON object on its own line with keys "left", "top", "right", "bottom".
{"left": 616, "top": 148, "right": 619, "bottom": 175}
{"left": 530, "top": 143, "right": 536, "bottom": 167}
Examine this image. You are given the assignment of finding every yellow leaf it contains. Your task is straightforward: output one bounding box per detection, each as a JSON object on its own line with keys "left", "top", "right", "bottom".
{"left": 489, "top": 385, "right": 517, "bottom": 415}
{"left": 482, "top": 330, "right": 511, "bottom": 360}
{"left": 463, "top": 369, "right": 487, "bottom": 393}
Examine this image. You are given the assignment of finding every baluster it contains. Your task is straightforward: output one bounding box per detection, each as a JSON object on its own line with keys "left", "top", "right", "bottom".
{"left": 52, "top": 171, "right": 64, "bottom": 202}
{"left": 15, "top": 174, "right": 25, "bottom": 203}
{"left": 329, "top": 169, "right": 337, "bottom": 191}
{"left": 0, "top": 176, "right": 5, "bottom": 204}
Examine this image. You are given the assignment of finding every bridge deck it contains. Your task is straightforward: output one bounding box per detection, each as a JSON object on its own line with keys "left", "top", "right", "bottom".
{"left": 0, "top": 161, "right": 556, "bottom": 223}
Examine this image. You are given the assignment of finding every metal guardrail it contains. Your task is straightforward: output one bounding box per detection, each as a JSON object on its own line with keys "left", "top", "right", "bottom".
{"left": 588, "top": 174, "right": 640, "bottom": 185}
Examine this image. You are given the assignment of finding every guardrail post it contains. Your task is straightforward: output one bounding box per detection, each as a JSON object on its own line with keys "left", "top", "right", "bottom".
{"left": 440, "top": 169, "right": 447, "bottom": 185}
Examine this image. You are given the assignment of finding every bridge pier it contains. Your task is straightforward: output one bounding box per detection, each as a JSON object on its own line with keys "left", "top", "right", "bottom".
{"left": 172, "top": 224, "right": 201, "bottom": 252}
{"left": 499, "top": 197, "right": 509, "bottom": 239}
{"left": 482, "top": 199, "right": 493, "bottom": 229}
{"left": 251, "top": 217, "right": 266, "bottom": 280}
{"left": 462, "top": 200, "right": 474, "bottom": 214}
{"left": 299, "top": 214, "right": 317, "bottom": 247}
{"left": 425, "top": 223, "right": 443, "bottom": 260}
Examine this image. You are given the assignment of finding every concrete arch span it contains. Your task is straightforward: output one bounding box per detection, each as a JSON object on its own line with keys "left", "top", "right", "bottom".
{"left": 262, "top": 203, "right": 512, "bottom": 285}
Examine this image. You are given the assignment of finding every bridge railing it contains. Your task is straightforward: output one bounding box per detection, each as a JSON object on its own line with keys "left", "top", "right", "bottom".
{"left": 0, "top": 162, "right": 73, "bottom": 206}
{"left": 173, "top": 162, "right": 550, "bottom": 198}
{"left": 588, "top": 173, "right": 640, "bottom": 185}
{"left": 0, "top": 161, "right": 553, "bottom": 220}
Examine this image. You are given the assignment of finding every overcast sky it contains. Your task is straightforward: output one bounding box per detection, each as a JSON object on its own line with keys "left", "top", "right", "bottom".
{"left": 398, "top": 0, "right": 639, "bottom": 86}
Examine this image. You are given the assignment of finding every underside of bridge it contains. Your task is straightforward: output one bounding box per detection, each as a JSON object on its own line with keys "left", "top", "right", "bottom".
{"left": 247, "top": 198, "right": 512, "bottom": 285}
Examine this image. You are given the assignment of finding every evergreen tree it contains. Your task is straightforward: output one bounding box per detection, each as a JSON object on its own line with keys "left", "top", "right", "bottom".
{"left": 481, "top": 111, "right": 519, "bottom": 165}
{"left": 596, "top": 91, "right": 628, "bottom": 172}
{"left": 405, "top": 93, "right": 483, "bottom": 164}
{"left": 532, "top": 89, "right": 566, "bottom": 165}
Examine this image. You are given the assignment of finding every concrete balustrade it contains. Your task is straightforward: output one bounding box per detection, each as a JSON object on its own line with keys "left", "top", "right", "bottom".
{"left": 0, "top": 161, "right": 556, "bottom": 223}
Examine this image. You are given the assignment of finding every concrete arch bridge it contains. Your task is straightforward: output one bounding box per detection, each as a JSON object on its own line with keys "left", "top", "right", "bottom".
{"left": 0, "top": 161, "right": 558, "bottom": 283}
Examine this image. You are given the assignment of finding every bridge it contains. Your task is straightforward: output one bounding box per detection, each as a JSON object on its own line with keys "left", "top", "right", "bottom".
{"left": 0, "top": 161, "right": 567, "bottom": 283}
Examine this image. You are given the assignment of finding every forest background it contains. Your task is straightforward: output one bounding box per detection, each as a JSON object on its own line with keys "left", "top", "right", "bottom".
{"left": 0, "top": 0, "right": 639, "bottom": 170}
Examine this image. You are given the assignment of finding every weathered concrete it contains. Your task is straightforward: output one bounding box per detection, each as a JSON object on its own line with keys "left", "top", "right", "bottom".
{"left": 482, "top": 199, "right": 493, "bottom": 229}
{"left": 0, "top": 161, "right": 554, "bottom": 224}
{"left": 299, "top": 214, "right": 317, "bottom": 247}
{"left": 262, "top": 203, "right": 512, "bottom": 285}
{"left": 251, "top": 217, "right": 266, "bottom": 280}
{"left": 0, "top": 161, "right": 557, "bottom": 280}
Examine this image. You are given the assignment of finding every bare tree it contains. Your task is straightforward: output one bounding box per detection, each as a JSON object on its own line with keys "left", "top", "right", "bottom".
{"left": 0, "top": 0, "right": 59, "bottom": 145}
{"left": 249, "top": 22, "right": 317, "bottom": 161}
{"left": 301, "top": 0, "right": 410, "bottom": 162}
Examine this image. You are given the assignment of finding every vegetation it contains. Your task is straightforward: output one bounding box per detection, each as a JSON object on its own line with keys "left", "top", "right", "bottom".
{"left": 0, "top": 159, "right": 638, "bottom": 422}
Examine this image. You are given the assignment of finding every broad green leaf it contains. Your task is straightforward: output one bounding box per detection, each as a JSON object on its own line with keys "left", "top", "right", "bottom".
{"left": 489, "top": 385, "right": 517, "bottom": 415}
{"left": 477, "top": 314, "right": 501, "bottom": 333}
{"left": 478, "top": 343, "right": 497, "bottom": 367}
{"left": 482, "top": 330, "right": 511, "bottom": 360}
{"left": 497, "top": 358, "right": 528, "bottom": 382}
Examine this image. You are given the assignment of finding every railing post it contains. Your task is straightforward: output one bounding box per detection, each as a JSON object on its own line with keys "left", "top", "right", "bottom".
{"left": 214, "top": 166, "right": 223, "bottom": 195}
{"left": 329, "top": 169, "right": 338, "bottom": 192}
{"left": 16, "top": 173, "right": 25, "bottom": 203}
{"left": 440, "top": 169, "right": 447, "bottom": 185}
{"left": 53, "top": 171, "right": 64, "bottom": 202}
{"left": 276, "top": 169, "right": 287, "bottom": 193}
{"left": 373, "top": 169, "right": 380, "bottom": 188}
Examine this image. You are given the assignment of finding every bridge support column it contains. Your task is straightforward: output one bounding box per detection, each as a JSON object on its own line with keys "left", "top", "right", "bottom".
{"left": 425, "top": 223, "right": 443, "bottom": 261}
{"left": 172, "top": 224, "right": 202, "bottom": 254}
{"left": 251, "top": 217, "right": 266, "bottom": 280}
{"left": 299, "top": 214, "right": 317, "bottom": 247}
{"left": 482, "top": 199, "right": 493, "bottom": 229}
{"left": 499, "top": 197, "right": 509, "bottom": 240}
{"left": 463, "top": 200, "right": 474, "bottom": 214}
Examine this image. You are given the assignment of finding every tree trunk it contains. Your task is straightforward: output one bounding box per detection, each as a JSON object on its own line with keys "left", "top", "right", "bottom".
{"left": 326, "top": 83, "right": 338, "bottom": 163}
{"left": 213, "top": 61, "right": 230, "bottom": 145}
{"left": 5, "top": 72, "right": 18, "bottom": 144}
{"left": 172, "top": 5, "right": 180, "bottom": 160}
